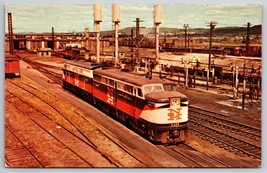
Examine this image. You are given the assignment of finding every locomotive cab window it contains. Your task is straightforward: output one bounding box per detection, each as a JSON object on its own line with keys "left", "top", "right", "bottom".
{"left": 163, "top": 83, "right": 179, "bottom": 92}
{"left": 143, "top": 84, "right": 163, "bottom": 94}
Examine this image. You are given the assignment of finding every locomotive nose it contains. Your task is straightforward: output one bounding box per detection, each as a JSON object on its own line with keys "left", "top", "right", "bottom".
{"left": 145, "top": 91, "right": 188, "bottom": 103}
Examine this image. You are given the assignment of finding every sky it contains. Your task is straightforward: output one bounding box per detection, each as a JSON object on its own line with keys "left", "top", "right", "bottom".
{"left": 4, "top": 3, "right": 262, "bottom": 33}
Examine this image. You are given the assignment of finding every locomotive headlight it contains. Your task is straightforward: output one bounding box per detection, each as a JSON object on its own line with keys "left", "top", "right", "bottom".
{"left": 170, "top": 97, "right": 181, "bottom": 107}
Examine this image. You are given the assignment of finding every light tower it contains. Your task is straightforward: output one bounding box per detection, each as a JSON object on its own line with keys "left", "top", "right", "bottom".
{"left": 7, "top": 13, "right": 14, "bottom": 54}
{"left": 112, "top": 4, "right": 121, "bottom": 67}
{"left": 154, "top": 4, "right": 162, "bottom": 63}
{"left": 94, "top": 4, "right": 102, "bottom": 63}
{"left": 85, "top": 28, "right": 90, "bottom": 51}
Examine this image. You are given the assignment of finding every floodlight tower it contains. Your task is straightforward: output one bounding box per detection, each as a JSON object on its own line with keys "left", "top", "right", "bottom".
{"left": 112, "top": 4, "right": 121, "bottom": 67}
{"left": 154, "top": 4, "right": 162, "bottom": 63}
{"left": 94, "top": 4, "right": 102, "bottom": 63}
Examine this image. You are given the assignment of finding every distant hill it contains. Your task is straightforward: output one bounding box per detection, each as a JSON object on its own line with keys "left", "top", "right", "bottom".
{"left": 100, "top": 25, "right": 261, "bottom": 37}
{"left": 213, "top": 25, "right": 261, "bottom": 36}
{"left": 15, "top": 25, "right": 261, "bottom": 37}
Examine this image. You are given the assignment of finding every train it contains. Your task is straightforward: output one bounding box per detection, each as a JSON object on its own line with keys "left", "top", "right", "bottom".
{"left": 62, "top": 46, "right": 90, "bottom": 60}
{"left": 62, "top": 60, "right": 189, "bottom": 144}
{"left": 5, "top": 54, "right": 21, "bottom": 78}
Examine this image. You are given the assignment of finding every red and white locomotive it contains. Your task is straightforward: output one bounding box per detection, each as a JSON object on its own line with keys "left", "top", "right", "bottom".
{"left": 62, "top": 61, "right": 189, "bottom": 144}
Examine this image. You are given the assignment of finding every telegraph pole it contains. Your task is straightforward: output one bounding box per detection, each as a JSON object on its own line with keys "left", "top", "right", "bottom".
{"left": 134, "top": 18, "right": 144, "bottom": 41}
{"left": 206, "top": 21, "right": 217, "bottom": 90}
{"left": 188, "top": 32, "right": 190, "bottom": 49}
{"left": 246, "top": 22, "right": 250, "bottom": 56}
{"left": 131, "top": 28, "right": 134, "bottom": 52}
{"left": 134, "top": 18, "right": 143, "bottom": 62}
{"left": 154, "top": 4, "right": 162, "bottom": 64}
{"left": 51, "top": 27, "right": 55, "bottom": 51}
{"left": 184, "top": 24, "right": 189, "bottom": 52}
{"left": 242, "top": 22, "right": 250, "bottom": 109}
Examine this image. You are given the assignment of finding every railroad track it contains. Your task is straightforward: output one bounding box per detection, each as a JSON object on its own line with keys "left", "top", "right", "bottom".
{"left": 6, "top": 80, "right": 124, "bottom": 167}
{"left": 189, "top": 106, "right": 261, "bottom": 141}
{"left": 188, "top": 105, "right": 261, "bottom": 160}
{"left": 23, "top": 59, "right": 63, "bottom": 85}
{"left": 157, "top": 143, "right": 228, "bottom": 167}
{"left": 5, "top": 79, "right": 162, "bottom": 167}
{"left": 28, "top": 61, "right": 63, "bottom": 71}
{"left": 5, "top": 125, "right": 43, "bottom": 167}
{"left": 5, "top": 90, "right": 116, "bottom": 167}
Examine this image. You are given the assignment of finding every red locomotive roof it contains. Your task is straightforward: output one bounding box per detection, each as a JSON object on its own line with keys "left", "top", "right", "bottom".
{"left": 66, "top": 60, "right": 106, "bottom": 70}
{"left": 94, "top": 68, "right": 175, "bottom": 87}
{"left": 5, "top": 54, "right": 20, "bottom": 61}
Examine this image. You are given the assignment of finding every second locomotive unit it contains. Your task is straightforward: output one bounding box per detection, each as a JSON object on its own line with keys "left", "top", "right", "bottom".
{"left": 62, "top": 61, "right": 189, "bottom": 144}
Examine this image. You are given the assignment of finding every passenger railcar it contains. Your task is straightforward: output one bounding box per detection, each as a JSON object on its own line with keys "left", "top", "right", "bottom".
{"left": 5, "top": 54, "right": 21, "bottom": 78}
{"left": 62, "top": 61, "right": 189, "bottom": 144}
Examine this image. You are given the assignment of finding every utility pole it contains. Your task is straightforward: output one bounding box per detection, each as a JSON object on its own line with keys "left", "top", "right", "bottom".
{"left": 187, "top": 32, "right": 190, "bottom": 49}
{"left": 134, "top": 18, "right": 144, "bottom": 41}
{"left": 154, "top": 4, "right": 162, "bottom": 64}
{"left": 206, "top": 21, "right": 217, "bottom": 90}
{"left": 242, "top": 62, "right": 246, "bottom": 109}
{"left": 183, "top": 24, "right": 189, "bottom": 52}
{"left": 130, "top": 28, "right": 134, "bottom": 52}
{"left": 51, "top": 27, "right": 54, "bottom": 51}
{"left": 7, "top": 13, "right": 14, "bottom": 54}
{"left": 134, "top": 18, "right": 143, "bottom": 62}
{"left": 85, "top": 28, "right": 90, "bottom": 50}
{"left": 242, "top": 22, "right": 250, "bottom": 109}
{"left": 246, "top": 22, "right": 250, "bottom": 56}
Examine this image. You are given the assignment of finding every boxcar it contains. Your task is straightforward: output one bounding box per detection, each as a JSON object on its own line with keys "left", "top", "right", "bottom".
{"left": 5, "top": 54, "right": 20, "bottom": 78}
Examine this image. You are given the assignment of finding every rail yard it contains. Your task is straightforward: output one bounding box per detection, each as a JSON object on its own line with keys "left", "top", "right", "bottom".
{"left": 4, "top": 3, "right": 262, "bottom": 169}
{"left": 5, "top": 50, "right": 261, "bottom": 168}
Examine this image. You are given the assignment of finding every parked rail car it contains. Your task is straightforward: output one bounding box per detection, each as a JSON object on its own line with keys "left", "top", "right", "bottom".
{"left": 5, "top": 54, "right": 21, "bottom": 78}
{"left": 72, "top": 48, "right": 90, "bottom": 60}
{"left": 62, "top": 61, "right": 189, "bottom": 144}
{"left": 62, "top": 46, "right": 90, "bottom": 60}
{"left": 62, "top": 49, "right": 72, "bottom": 59}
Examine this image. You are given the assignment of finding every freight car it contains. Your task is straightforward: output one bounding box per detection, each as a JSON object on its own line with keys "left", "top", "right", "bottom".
{"left": 62, "top": 61, "right": 189, "bottom": 144}
{"left": 5, "top": 54, "right": 20, "bottom": 78}
{"left": 62, "top": 47, "right": 90, "bottom": 60}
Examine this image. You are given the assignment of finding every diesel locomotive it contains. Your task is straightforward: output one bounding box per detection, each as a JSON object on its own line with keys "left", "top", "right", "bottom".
{"left": 62, "top": 60, "right": 189, "bottom": 144}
